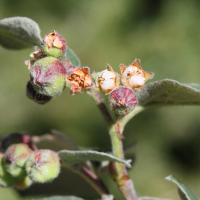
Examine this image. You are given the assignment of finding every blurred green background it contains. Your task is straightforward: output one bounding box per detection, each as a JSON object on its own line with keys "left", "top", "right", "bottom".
{"left": 1, "top": 0, "right": 200, "bottom": 199}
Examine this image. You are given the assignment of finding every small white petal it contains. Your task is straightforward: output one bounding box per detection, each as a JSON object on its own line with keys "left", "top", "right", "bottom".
{"left": 30, "top": 51, "right": 39, "bottom": 58}
{"left": 128, "top": 75, "right": 145, "bottom": 88}
{"left": 102, "top": 71, "right": 116, "bottom": 80}
{"left": 100, "top": 79, "right": 115, "bottom": 92}
{"left": 122, "top": 66, "right": 134, "bottom": 80}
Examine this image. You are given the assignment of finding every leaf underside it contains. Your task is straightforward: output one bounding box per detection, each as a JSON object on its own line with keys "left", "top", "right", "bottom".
{"left": 165, "top": 175, "right": 199, "bottom": 200}
{"left": 33, "top": 196, "right": 84, "bottom": 200}
{"left": 137, "top": 79, "right": 200, "bottom": 108}
{"left": 58, "top": 150, "right": 131, "bottom": 167}
{"left": 0, "top": 16, "right": 42, "bottom": 49}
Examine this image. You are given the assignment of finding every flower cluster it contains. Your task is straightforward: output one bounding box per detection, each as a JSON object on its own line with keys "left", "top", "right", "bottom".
{"left": 25, "top": 31, "right": 94, "bottom": 104}
{"left": 93, "top": 59, "right": 154, "bottom": 115}
{"left": 25, "top": 30, "right": 154, "bottom": 115}
{"left": 0, "top": 133, "right": 60, "bottom": 189}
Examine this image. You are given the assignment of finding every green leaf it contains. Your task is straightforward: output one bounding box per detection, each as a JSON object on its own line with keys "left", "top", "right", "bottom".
{"left": 0, "top": 17, "right": 42, "bottom": 49}
{"left": 165, "top": 175, "right": 199, "bottom": 200}
{"left": 137, "top": 79, "right": 200, "bottom": 108}
{"left": 32, "top": 196, "right": 84, "bottom": 200}
{"left": 33, "top": 195, "right": 113, "bottom": 200}
{"left": 58, "top": 150, "right": 132, "bottom": 167}
{"left": 66, "top": 47, "right": 81, "bottom": 67}
{"left": 138, "top": 197, "right": 173, "bottom": 200}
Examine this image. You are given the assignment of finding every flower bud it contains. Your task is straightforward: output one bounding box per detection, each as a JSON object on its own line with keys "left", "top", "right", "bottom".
{"left": 120, "top": 59, "right": 154, "bottom": 90}
{"left": 14, "top": 176, "right": 33, "bottom": 190}
{"left": 66, "top": 67, "right": 94, "bottom": 94}
{"left": 94, "top": 64, "right": 119, "bottom": 94}
{"left": 4, "top": 144, "right": 32, "bottom": 178}
{"left": 26, "top": 81, "right": 52, "bottom": 105}
{"left": 42, "top": 30, "right": 66, "bottom": 58}
{"left": 1, "top": 133, "right": 37, "bottom": 152}
{"left": 109, "top": 86, "right": 137, "bottom": 115}
{"left": 0, "top": 153, "right": 19, "bottom": 187}
{"left": 30, "top": 56, "right": 67, "bottom": 97}
{"left": 25, "top": 150, "right": 60, "bottom": 183}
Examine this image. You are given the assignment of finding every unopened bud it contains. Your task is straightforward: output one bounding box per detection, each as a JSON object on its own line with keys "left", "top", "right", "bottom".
{"left": 66, "top": 67, "right": 94, "bottom": 94}
{"left": 25, "top": 150, "right": 60, "bottom": 183}
{"left": 4, "top": 144, "right": 32, "bottom": 178}
{"left": 120, "top": 59, "right": 154, "bottom": 90}
{"left": 109, "top": 86, "right": 137, "bottom": 115}
{"left": 30, "top": 56, "right": 67, "bottom": 97}
{"left": 94, "top": 65, "right": 119, "bottom": 94}
{"left": 1, "top": 133, "right": 37, "bottom": 152}
{"left": 42, "top": 31, "right": 66, "bottom": 58}
{"left": 26, "top": 81, "right": 52, "bottom": 105}
{"left": 0, "top": 153, "right": 19, "bottom": 187}
{"left": 14, "top": 176, "right": 33, "bottom": 190}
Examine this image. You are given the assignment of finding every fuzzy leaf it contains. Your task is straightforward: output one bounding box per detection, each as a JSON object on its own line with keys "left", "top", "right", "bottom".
{"left": 0, "top": 17, "right": 42, "bottom": 49}
{"left": 33, "top": 195, "right": 113, "bottom": 200}
{"left": 33, "top": 196, "right": 84, "bottom": 200}
{"left": 58, "top": 150, "right": 132, "bottom": 167}
{"left": 66, "top": 47, "right": 81, "bottom": 67}
{"left": 137, "top": 79, "right": 200, "bottom": 108}
{"left": 165, "top": 175, "right": 199, "bottom": 200}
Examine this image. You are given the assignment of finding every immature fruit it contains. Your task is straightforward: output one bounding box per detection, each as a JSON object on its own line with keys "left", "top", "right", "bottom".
{"left": 26, "top": 81, "right": 52, "bottom": 105}
{"left": 109, "top": 86, "right": 137, "bottom": 115}
{"left": 0, "top": 153, "right": 18, "bottom": 187}
{"left": 4, "top": 144, "right": 32, "bottom": 178}
{"left": 14, "top": 176, "right": 33, "bottom": 190}
{"left": 25, "top": 150, "right": 60, "bottom": 183}
{"left": 42, "top": 30, "right": 66, "bottom": 58}
{"left": 30, "top": 56, "right": 67, "bottom": 97}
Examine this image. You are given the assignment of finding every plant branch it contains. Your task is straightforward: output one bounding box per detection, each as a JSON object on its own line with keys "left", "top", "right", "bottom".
{"left": 86, "top": 88, "right": 115, "bottom": 125}
{"left": 109, "top": 123, "right": 137, "bottom": 200}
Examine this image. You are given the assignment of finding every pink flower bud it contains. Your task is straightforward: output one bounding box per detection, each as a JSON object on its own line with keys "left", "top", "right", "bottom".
{"left": 94, "top": 65, "right": 120, "bottom": 94}
{"left": 66, "top": 67, "right": 94, "bottom": 94}
{"left": 120, "top": 59, "right": 154, "bottom": 90}
{"left": 42, "top": 30, "right": 66, "bottom": 58}
{"left": 26, "top": 81, "right": 52, "bottom": 105}
{"left": 30, "top": 56, "right": 67, "bottom": 97}
{"left": 109, "top": 86, "right": 137, "bottom": 115}
{"left": 25, "top": 150, "right": 60, "bottom": 183}
{"left": 4, "top": 144, "right": 32, "bottom": 178}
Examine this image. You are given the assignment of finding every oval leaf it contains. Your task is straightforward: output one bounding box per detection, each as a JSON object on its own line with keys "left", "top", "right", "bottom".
{"left": 137, "top": 79, "right": 200, "bottom": 108}
{"left": 66, "top": 47, "right": 81, "bottom": 67}
{"left": 58, "top": 150, "right": 131, "bottom": 168}
{"left": 0, "top": 17, "right": 42, "bottom": 49}
{"left": 165, "top": 175, "right": 199, "bottom": 200}
{"left": 33, "top": 196, "right": 84, "bottom": 200}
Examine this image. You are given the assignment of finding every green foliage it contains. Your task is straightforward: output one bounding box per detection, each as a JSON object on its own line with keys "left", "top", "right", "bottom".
{"left": 165, "top": 175, "right": 199, "bottom": 200}
{"left": 66, "top": 47, "right": 81, "bottom": 67}
{"left": 137, "top": 79, "right": 200, "bottom": 107}
{"left": 59, "top": 150, "right": 131, "bottom": 167}
{"left": 33, "top": 196, "right": 84, "bottom": 200}
{"left": 0, "top": 17, "right": 41, "bottom": 49}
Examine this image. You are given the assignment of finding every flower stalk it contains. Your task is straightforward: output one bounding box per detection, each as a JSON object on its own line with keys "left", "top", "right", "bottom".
{"left": 87, "top": 89, "right": 141, "bottom": 200}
